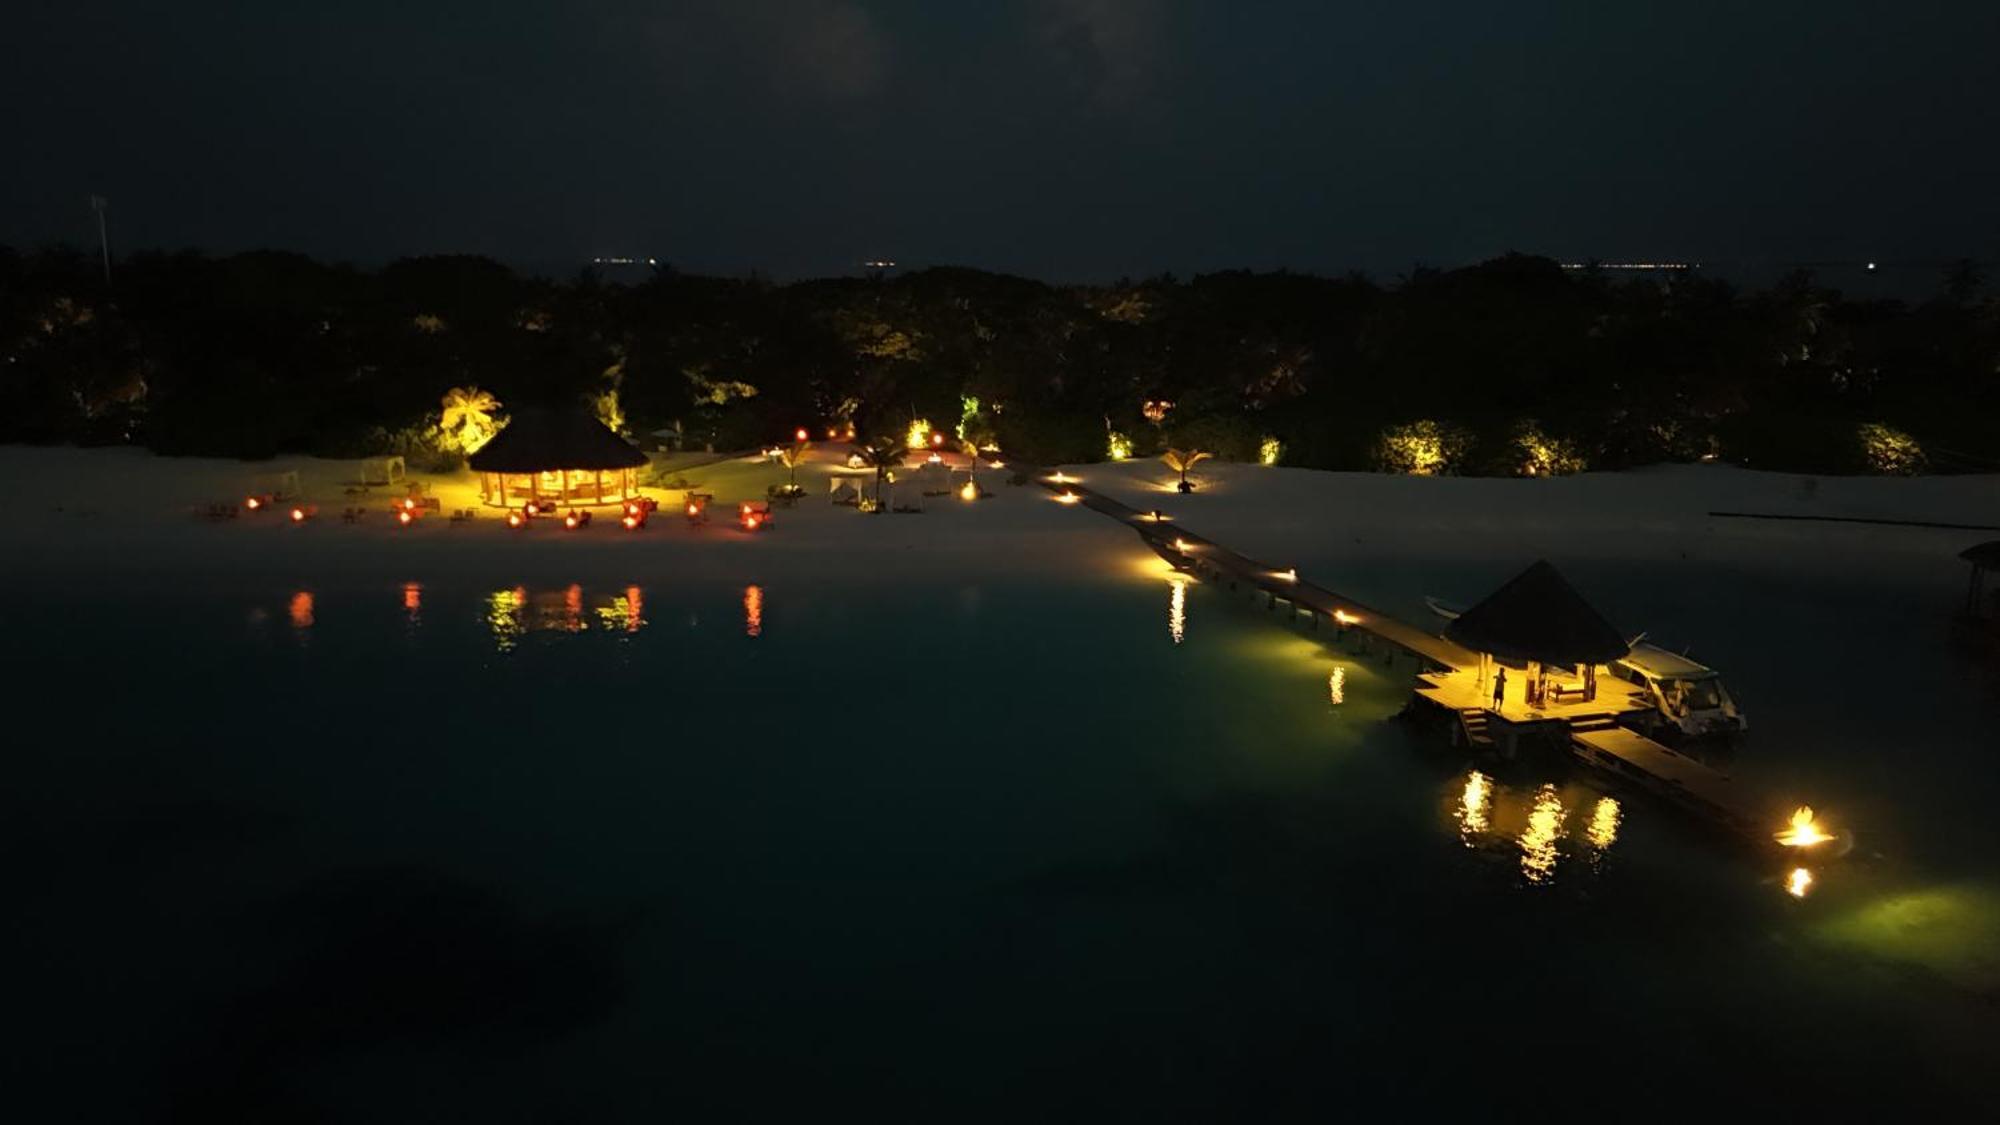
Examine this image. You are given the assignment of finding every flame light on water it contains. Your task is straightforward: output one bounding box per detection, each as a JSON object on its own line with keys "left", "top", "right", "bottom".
{"left": 1518, "top": 784, "right": 1566, "bottom": 884}
{"left": 744, "top": 584, "right": 764, "bottom": 638}
{"left": 1167, "top": 579, "right": 1187, "bottom": 645}
{"left": 1327, "top": 666, "right": 1345, "bottom": 705}
{"left": 1787, "top": 867, "right": 1814, "bottom": 898}
{"left": 1775, "top": 806, "right": 1833, "bottom": 848}
{"left": 288, "top": 591, "right": 314, "bottom": 630}
{"left": 1455, "top": 771, "right": 1491, "bottom": 844}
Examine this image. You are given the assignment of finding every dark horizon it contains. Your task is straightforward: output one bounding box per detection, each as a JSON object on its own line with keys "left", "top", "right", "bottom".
{"left": 8, "top": 2, "right": 1997, "bottom": 287}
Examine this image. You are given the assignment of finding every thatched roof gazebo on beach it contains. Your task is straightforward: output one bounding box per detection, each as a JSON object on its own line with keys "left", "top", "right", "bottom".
{"left": 1446, "top": 560, "right": 1629, "bottom": 704}
{"left": 468, "top": 407, "right": 649, "bottom": 508}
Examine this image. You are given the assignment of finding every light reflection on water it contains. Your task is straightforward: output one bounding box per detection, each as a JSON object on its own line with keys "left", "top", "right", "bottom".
{"left": 288, "top": 590, "right": 314, "bottom": 630}
{"left": 744, "top": 585, "right": 763, "bottom": 638}
{"left": 1518, "top": 784, "right": 1566, "bottom": 885}
{"left": 1167, "top": 578, "right": 1187, "bottom": 645}
{"left": 1585, "top": 796, "right": 1622, "bottom": 869}
{"left": 1456, "top": 770, "right": 1492, "bottom": 845}
{"left": 1450, "top": 770, "right": 1623, "bottom": 887}
{"left": 484, "top": 585, "right": 656, "bottom": 652}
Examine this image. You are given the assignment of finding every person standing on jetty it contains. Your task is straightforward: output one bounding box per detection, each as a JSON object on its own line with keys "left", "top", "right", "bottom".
{"left": 1492, "top": 668, "right": 1507, "bottom": 712}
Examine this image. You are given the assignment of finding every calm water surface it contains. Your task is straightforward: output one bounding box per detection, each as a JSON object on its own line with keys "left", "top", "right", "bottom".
{"left": 4, "top": 569, "right": 1993, "bottom": 1120}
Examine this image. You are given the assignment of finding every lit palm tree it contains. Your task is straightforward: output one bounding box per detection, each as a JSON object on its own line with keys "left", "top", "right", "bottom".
{"left": 776, "top": 440, "right": 809, "bottom": 494}
{"left": 852, "top": 437, "right": 906, "bottom": 511}
{"left": 959, "top": 438, "right": 984, "bottom": 495}
{"left": 1162, "top": 448, "right": 1211, "bottom": 493}
{"left": 438, "top": 385, "right": 502, "bottom": 453}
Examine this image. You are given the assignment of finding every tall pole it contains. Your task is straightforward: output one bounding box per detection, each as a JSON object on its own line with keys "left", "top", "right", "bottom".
{"left": 90, "top": 195, "right": 111, "bottom": 287}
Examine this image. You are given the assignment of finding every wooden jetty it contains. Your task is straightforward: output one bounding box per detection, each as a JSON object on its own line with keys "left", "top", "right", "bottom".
{"left": 1036, "top": 471, "right": 1802, "bottom": 857}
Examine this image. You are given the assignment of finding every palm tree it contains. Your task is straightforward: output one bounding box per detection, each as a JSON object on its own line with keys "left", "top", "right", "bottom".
{"left": 959, "top": 438, "right": 984, "bottom": 495}
{"left": 851, "top": 437, "right": 906, "bottom": 511}
{"left": 776, "top": 440, "right": 809, "bottom": 495}
{"left": 438, "top": 385, "right": 502, "bottom": 454}
{"left": 1162, "top": 448, "right": 1211, "bottom": 493}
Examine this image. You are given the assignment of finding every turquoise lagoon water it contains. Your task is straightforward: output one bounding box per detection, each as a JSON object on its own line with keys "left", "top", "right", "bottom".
{"left": 4, "top": 566, "right": 1994, "bottom": 1121}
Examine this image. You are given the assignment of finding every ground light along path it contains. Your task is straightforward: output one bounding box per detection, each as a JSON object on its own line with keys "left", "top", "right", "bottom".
{"left": 1030, "top": 467, "right": 1842, "bottom": 882}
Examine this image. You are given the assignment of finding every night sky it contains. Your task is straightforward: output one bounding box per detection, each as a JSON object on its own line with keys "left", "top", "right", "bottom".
{"left": 7, "top": 1, "right": 1997, "bottom": 280}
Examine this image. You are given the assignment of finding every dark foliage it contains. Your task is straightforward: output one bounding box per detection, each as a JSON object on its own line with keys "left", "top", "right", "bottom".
{"left": 3, "top": 246, "right": 1994, "bottom": 473}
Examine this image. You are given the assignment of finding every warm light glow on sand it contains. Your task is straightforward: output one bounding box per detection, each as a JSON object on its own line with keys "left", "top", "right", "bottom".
{"left": 1277, "top": 568, "right": 1297, "bottom": 582}
{"left": 1518, "top": 784, "right": 1566, "bottom": 884}
{"left": 1054, "top": 491, "right": 1081, "bottom": 505}
{"left": 1788, "top": 868, "right": 1814, "bottom": 898}
{"left": 1455, "top": 771, "right": 1491, "bottom": 844}
{"left": 959, "top": 480, "right": 978, "bottom": 502}
{"left": 1332, "top": 609, "right": 1361, "bottom": 626}
{"left": 1173, "top": 538, "right": 1193, "bottom": 552}
{"left": 1776, "top": 806, "right": 1833, "bottom": 848}
{"left": 744, "top": 585, "right": 763, "bottom": 638}
{"left": 1050, "top": 471, "right": 1072, "bottom": 484}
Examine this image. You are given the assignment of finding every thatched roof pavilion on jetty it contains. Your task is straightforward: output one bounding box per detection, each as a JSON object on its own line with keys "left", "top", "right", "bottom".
{"left": 468, "top": 407, "right": 649, "bottom": 508}
{"left": 1445, "top": 560, "right": 1630, "bottom": 705}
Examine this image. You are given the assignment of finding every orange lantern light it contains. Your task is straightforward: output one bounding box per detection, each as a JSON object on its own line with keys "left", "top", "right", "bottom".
{"left": 795, "top": 427, "right": 809, "bottom": 443}
{"left": 290, "top": 507, "right": 306, "bottom": 522}
{"left": 744, "top": 514, "right": 761, "bottom": 530}
{"left": 397, "top": 509, "right": 413, "bottom": 526}
{"left": 245, "top": 496, "right": 262, "bottom": 511}
{"left": 686, "top": 502, "right": 699, "bottom": 516}
{"left": 622, "top": 514, "right": 640, "bottom": 530}
{"left": 931, "top": 432, "right": 944, "bottom": 447}
{"left": 507, "top": 512, "right": 524, "bottom": 529}
{"left": 564, "top": 514, "right": 579, "bottom": 529}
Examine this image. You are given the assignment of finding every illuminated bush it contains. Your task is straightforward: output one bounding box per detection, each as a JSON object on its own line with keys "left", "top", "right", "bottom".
{"left": 1107, "top": 431, "right": 1133, "bottom": 461}
{"left": 1510, "top": 421, "right": 1586, "bottom": 477}
{"left": 1857, "top": 424, "right": 1925, "bottom": 475}
{"left": 905, "top": 417, "right": 935, "bottom": 450}
{"left": 1374, "top": 420, "right": 1472, "bottom": 475}
{"left": 1258, "top": 436, "right": 1283, "bottom": 466}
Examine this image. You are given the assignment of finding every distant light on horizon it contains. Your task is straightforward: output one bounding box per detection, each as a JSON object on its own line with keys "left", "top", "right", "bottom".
{"left": 1559, "top": 261, "right": 1700, "bottom": 271}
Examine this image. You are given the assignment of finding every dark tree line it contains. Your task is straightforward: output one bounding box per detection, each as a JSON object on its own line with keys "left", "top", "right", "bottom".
{"left": 2, "top": 245, "right": 1995, "bottom": 474}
